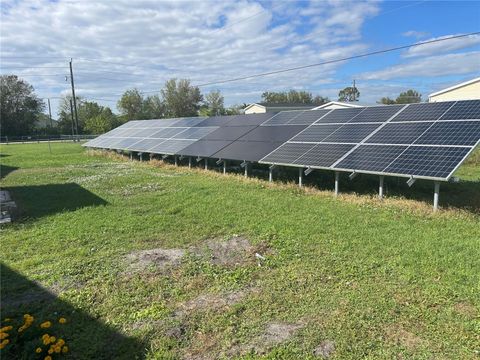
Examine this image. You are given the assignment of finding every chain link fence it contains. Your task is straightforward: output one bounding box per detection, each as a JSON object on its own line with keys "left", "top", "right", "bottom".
{"left": 0, "top": 134, "right": 97, "bottom": 144}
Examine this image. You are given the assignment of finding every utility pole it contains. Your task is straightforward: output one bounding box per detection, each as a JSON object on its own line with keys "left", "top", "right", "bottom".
{"left": 352, "top": 79, "right": 356, "bottom": 101}
{"left": 47, "top": 98, "right": 53, "bottom": 128}
{"left": 69, "top": 58, "right": 79, "bottom": 140}
{"left": 69, "top": 99, "right": 76, "bottom": 138}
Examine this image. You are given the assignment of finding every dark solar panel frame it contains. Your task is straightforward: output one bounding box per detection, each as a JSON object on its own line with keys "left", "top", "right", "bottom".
{"left": 262, "top": 110, "right": 304, "bottom": 125}
{"left": 365, "top": 122, "right": 433, "bottom": 145}
{"left": 313, "top": 108, "right": 365, "bottom": 124}
{"left": 414, "top": 120, "right": 480, "bottom": 146}
{"left": 391, "top": 101, "right": 455, "bottom": 122}
{"left": 348, "top": 105, "right": 405, "bottom": 123}
{"left": 439, "top": 100, "right": 480, "bottom": 120}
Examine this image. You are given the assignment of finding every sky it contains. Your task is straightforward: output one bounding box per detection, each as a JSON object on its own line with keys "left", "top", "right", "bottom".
{"left": 1, "top": 0, "right": 479, "bottom": 116}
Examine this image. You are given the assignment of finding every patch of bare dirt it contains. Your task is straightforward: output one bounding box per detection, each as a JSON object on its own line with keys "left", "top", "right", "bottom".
{"left": 453, "top": 302, "right": 477, "bottom": 317}
{"left": 225, "top": 321, "right": 304, "bottom": 357}
{"left": 385, "top": 325, "right": 423, "bottom": 351}
{"left": 175, "top": 287, "right": 258, "bottom": 318}
{"left": 126, "top": 248, "right": 185, "bottom": 273}
{"left": 313, "top": 340, "right": 335, "bottom": 358}
{"left": 190, "top": 236, "right": 267, "bottom": 267}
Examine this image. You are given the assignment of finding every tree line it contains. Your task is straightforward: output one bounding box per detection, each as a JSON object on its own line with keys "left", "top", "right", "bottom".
{"left": 0, "top": 74, "right": 423, "bottom": 137}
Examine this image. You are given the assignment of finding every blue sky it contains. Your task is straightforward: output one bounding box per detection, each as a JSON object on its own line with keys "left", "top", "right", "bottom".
{"left": 1, "top": 0, "right": 479, "bottom": 114}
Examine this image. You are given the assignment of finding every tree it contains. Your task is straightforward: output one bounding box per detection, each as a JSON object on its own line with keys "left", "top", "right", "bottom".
{"left": 0, "top": 75, "right": 45, "bottom": 136}
{"left": 143, "top": 95, "right": 165, "bottom": 119}
{"left": 200, "top": 90, "right": 225, "bottom": 116}
{"left": 260, "top": 90, "right": 329, "bottom": 105}
{"left": 117, "top": 89, "right": 144, "bottom": 120}
{"left": 379, "top": 97, "right": 396, "bottom": 105}
{"left": 338, "top": 86, "right": 360, "bottom": 102}
{"left": 396, "top": 89, "right": 421, "bottom": 104}
{"left": 161, "top": 79, "right": 203, "bottom": 117}
{"left": 57, "top": 96, "right": 117, "bottom": 134}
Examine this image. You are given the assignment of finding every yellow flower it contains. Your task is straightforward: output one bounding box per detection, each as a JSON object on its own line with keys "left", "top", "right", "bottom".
{"left": 45, "top": 356, "right": 52, "bottom": 360}
{"left": 49, "top": 336, "right": 56, "bottom": 344}
{"left": 54, "top": 345, "right": 61, "bottom": 353}
{"left": 36, "top": 347, "right": 42, "bottom": 353}
{"left": 0, "top": 332, "right": 8, "bottom": 340}
{"left": 62, "top": 345, "right": 69, "bottom": 353}
{"left": 0, "top": 339, "right": 9, "bottom": 349}
{"left": 58, "top": 317, "right": 67, "bottom": 324}
{"left": 3, "top": 319, "right": 11, "bottom": 322}
{"left": 0, "top": 326, "right": 12, "bottom": 332}
{"left": 57, "top": 339, "right": 65, "bottom": 346}
{"left": 42, "top": 335, "right": 51, "bottom": 345}
{"left": 40, "top": 321, "right": 52, "bottom": 329}
{"left": 48, "top": 348, "right": 54, "bottom": 354}
{"left": 23, "top": 314, "right": 31, "bottom": 319}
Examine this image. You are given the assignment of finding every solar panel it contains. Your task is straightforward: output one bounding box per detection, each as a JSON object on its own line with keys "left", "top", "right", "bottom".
{"left": 287, "top": 109, "right": 331, "bottom": 125}
{"left": 384, "top": 146, "right": 471, "bottom": 178}
{"left": 366, "top": 122, "right": 433, "bottom": 144}
{"left": 261, "top": 143, "right": 317, "bottom": 164}
{"left": 262, "top": 111, "right": 304, "bottom": 125}
{"left": 85, "top": 100, "right": 480, "bottom": 182}
{"left": 177, "top": 140, "right": 233, "bottom": 158}
{"left": 439, "top": 100, "right": 480, "bottom": 120}
{"left": 226, "top": 113, "right": 274, "bottom": 126}
{"left": 391, "top": 101, "right": 455, "bottom": 122}
{"left": 127, "top": 138, "right": 165, "bottom": 152}
{"left": 335, "top": 145, "right": 408, "bottom": 172}
{"left": 294, "top": 143, "right": 355, "bottom": 167}
{"left": 314, "top": 108, "right": 365, "bottom": 124}
{"left": 171, "top": 127, "right": 218, "bottom": 139}
{"left": 213, "top": 141, "right": 285, "bottom": 162}
{"left": 149, "top": 139, "right": 196, "bottom": 154}
{"left": 322, "top": 123, "right": 381, "bottom": 143}
{"left": 348, "top": 105, "right": 405, "bottom": 123}
{"left": 201, "top": 126, "right": 257, "bottom": 141}
{"left": 291, "top": 124, "right": 342, "bottom": 142}
{"left": 239, "top": 125, "right": 307, "bottom": 142}
{"left": 197, "top": 115, "right": 237, "bottom": 126}
{"left": 415, "top": 121, "right": 480, "bottom": 146}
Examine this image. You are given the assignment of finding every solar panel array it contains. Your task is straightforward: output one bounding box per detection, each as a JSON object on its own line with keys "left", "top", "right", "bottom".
{"left": 85, "top": 100, "right": 480, "bottom": 181}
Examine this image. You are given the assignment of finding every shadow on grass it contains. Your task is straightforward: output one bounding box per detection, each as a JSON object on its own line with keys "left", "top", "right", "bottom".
{"left": 0, "top": 263, "right": 147, "bottom": 359}
{"left": 245, "top": 164, "right": 480, "bottom": 214}
{"left": 6, "top": 183, "right": 108, "bottom": 220}
{"left": 1, "top": 165, "right": 18, "bottom": 179}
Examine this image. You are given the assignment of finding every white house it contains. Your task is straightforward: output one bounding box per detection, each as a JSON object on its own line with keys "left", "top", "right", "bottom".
{"left": 312, "top": 101, "right": 364, "bottom": 110}
{"left": 244, "top": 103, "right": 317, "bottom": 114}
{"left": 429, "top": 77, "right": 480, "bottom": 102}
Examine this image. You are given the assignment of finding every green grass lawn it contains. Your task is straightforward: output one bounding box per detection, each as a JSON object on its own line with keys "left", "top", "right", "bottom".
{"left": 1, "top": 142, "right": 479, "bottom": 359}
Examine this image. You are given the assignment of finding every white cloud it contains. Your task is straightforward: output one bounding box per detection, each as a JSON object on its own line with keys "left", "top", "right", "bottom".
{"left": 358, "top": 51, "right": 480, "bottom": 80}
{"left": 403, "top": 34, "right": 480, "bottom": 58}
{"left": 0, "top": 0, "right": 383, "bottom": 112}
{"left": 402, "top": 30, "right": 430, "bottom": 39}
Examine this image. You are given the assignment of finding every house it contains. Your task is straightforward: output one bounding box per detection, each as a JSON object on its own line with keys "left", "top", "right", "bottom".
{"left": 428, "top": 77, "right": 480, "bottom": 102}
{"left": 244, "top": 102, "right": 317, "bottom": 114}
{"left": 312, "top": 101, "right": 364, "bottom": 110}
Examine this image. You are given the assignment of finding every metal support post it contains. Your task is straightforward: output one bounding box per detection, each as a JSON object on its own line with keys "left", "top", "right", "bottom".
{"left": 188, "top": 157, "right": 192, "bottom": 168}
{"left": 433, "top": 181, "right": 440, "bottom": 211}
{"left": 174, "top": 155, "right": 178, "bottom": 166}
{"left": 223, "top": 160, "right": 227, "bottom": 175}
{"left": 298, "top": 167, "right": 303, "bottom": 187}
{"left": 334, "top": 171, "right": 339, "bottom": 196}
{"left": 379, "top": 175, "right": 384, "bottom": 199}
{"left": 204, "top": 159, "right": 208, "bottom": 170}
{"left": 244, "top": 162, "right": 249, "bottom": 177}
{"left": 269, "top": 166, "right": 273, "bottom": 182}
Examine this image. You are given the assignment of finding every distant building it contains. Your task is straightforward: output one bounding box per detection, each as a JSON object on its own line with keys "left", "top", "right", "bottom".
{"left": 312, "top": 101, "right": 364, "bottom": 110}
{"left": 244, "top": 103, "right": 317, "bottom": 114}
{"left": 429, "top": 77, "right": 480, "bottom": 102}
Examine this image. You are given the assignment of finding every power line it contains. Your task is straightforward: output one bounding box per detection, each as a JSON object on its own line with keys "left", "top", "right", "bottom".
{"left": 190, "top": 32, "right": 480, "bottom": 88}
